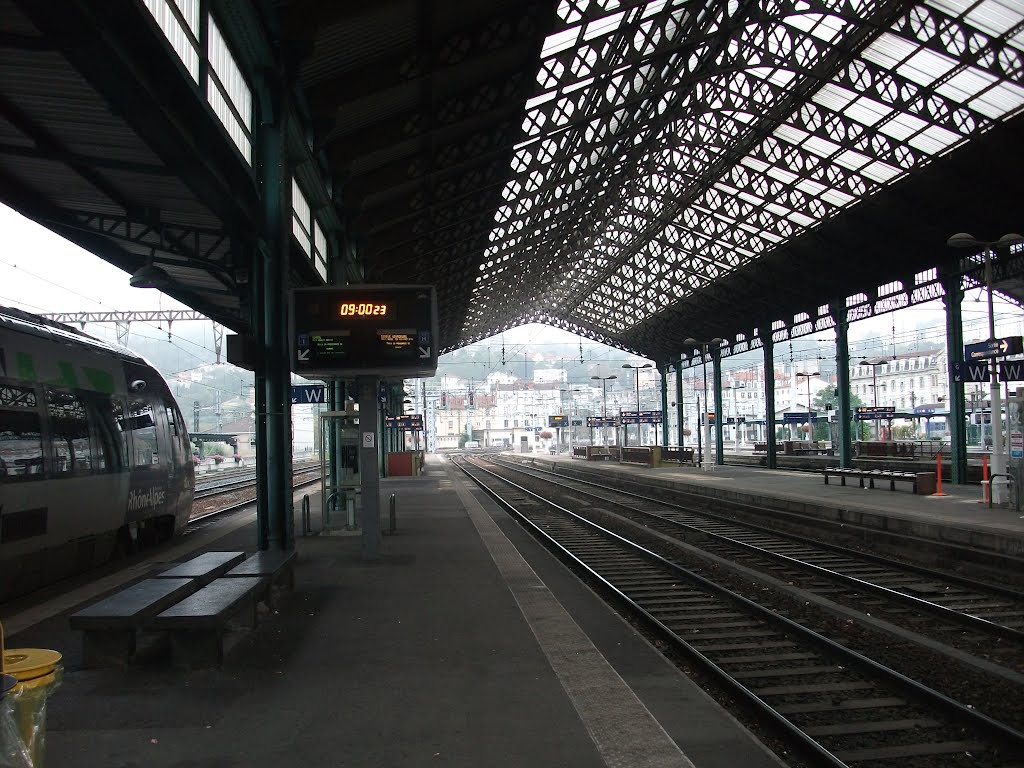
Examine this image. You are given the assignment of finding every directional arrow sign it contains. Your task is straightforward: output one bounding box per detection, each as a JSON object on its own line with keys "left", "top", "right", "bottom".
{"left": 965, "top": 336, "right": 1023, "bottom": 360}
{"left": 419, "top": 346, "right": 431, "bottom": 358}
{"left": 297, "top": 348, "right": 310, "bottom": 362}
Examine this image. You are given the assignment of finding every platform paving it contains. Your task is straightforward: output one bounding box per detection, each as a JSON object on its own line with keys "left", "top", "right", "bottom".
{"left": 6, "top": 455, "right": 784, "bottom": 768}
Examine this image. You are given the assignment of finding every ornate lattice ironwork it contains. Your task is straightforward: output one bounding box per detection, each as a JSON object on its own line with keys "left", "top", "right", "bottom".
{"left": 455, "top": 0, "right": 1024, "bottom": 358}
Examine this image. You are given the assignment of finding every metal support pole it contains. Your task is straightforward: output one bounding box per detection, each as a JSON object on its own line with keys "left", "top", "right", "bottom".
{"left": 256, "top": 79, "right": 293, "bottom": 551}
{"left": 942, "top": 266, "right": 967, "bottom": 484}
{"left": 832, "top": 301, "right": 854, "bottom": 469}
{"left": 713, "top": 346, "right": 724, "bottom": 465}
{"left": 762, "top": 336, "right": 777, "bottom": 469}
{"left": 660, "top": 364, "right": 669, "bottom": 449}
{"left": 358, "top": 377, "right": 382, "bottom": 558}
{"left": 674, "top": 360, "right": 684, "bottom": 448}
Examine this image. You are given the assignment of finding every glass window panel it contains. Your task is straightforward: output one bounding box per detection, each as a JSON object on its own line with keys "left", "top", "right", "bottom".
{"left": 126, "top": 398, "right": 159, "bottom": 467}
{"left": 47, "top": 389, "right": 93, "bottom": 474}
{"left": 143, "top": 0, "right": 200, "bottom": 81}
{"left": 0, "top": 406, "right": 44, "bottom": 480}
{"left": 207, "top": 16, "right": 252, "bottom": 163}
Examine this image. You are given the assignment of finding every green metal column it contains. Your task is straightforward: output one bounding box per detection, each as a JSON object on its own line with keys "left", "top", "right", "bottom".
{"left": 832, "top": 300, "right": 854, "bottom": 469}
{"left": 762, "top": 336, "right": 777, "bottom": 469}
{"left": 674, "top": 360, "right": 684, "bottom": 448}
{"left": 713, "top": 345, "right": 724, "bottom": 465}
{"left": 251, "top": 250, "right": 269, "bottom": 549}
{"left": 943, "top": 267, "right": 968, "bottom": 484}
{"left": 660, "top": 363, "right": 669, "bottom": 448}
{"left": 256, "top": 77, "right": 293, "bottom": 551}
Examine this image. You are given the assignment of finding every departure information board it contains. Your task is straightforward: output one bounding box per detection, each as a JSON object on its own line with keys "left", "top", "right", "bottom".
{"left": 289, "top": 285, "right": 438, "bottom": 378}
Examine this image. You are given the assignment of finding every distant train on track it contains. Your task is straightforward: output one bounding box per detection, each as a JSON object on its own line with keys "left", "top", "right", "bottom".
{"left": 0, "top": 306, "right": 194, "bottom": 604}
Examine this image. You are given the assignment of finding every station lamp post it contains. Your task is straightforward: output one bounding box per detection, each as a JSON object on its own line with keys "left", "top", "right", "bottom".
{"left": 948, "top": 232, "right": 1024, "bottom": 504}
{"left": 591, "top": 374, "right": 617, "bottom": 446}
{"left": 795, "top": 372, "right": 820, "bottom": 443}
{"left": 622, "top": 363, "right": 652, "bottom": 446}
{"left": 684, "top": 337, "right": 724, "bottom": 470}
{"left": 859, "top": 358, "right": 890, "bottom": 441}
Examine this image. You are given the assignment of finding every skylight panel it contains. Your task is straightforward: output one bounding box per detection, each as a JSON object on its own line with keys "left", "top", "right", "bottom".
{"left": 877, "top": 113, "right": 929, "bottom": 141}
{"left": 789, "top": 211, "right": 817, "bottom": 228}
{"left": 542, "top": 26, "right": 582, "bottom": 58}
{"left": 525, "top": 91, "right": 557, "bottom": 110}
{"left": 783, "top": 12, "right": 847, "bottom": 43}
{"left": 969, "top": 80, "right": 1024, "bottom": 119}
{"left": 801, "top": 135, "right": 842, "bottom": 159}
{"left": 811, "top": 83, "right": 859, "bottom": 111}
{"left": 897, "top": 47, "right": 959, "bottom": 87}
{"left": 833, "top": 149, "right": 872, "bottom": 170}
{"left": 907, "top": 124, "right": 964, "bottom": 154}
{"left": 964, "top": 0, "right": 1024, "bottom": 36}
{"left": 843, "top": 96, "right": 891, "bottom": 126}
{"left": 860, "top": 161, "right": 902, "bottom": 184}
{"left": 936, "top": 66, "right": 1001, "bottom": 104}
{"left": 861, "top": 32, "right": 919, "bottom": 70}
{"left": 740, "top": 156, "right": 770, "bottom": 173}
{"left": 584, "top": 9, "right": 627, "bottom": 41}
{"left": 774, "top": 123, "right": 810, "bottom": 146}
{"left": 767, "top": 166, "right": 799, "bottom": 185}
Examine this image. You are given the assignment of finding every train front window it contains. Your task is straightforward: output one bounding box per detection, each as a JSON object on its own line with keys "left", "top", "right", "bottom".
{"left": 0, "top": 383, "right": 44, "bottom": 481}
{"left": 126, "top": 398, "right": 158, "bottom": 466}
{"left": 46, "top": 389, "right": 94, "bottom": 474}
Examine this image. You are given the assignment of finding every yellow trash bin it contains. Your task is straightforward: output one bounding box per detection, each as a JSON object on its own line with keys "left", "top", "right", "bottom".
{"left": 2, "top": 648, "right": 63, "bottom": 768}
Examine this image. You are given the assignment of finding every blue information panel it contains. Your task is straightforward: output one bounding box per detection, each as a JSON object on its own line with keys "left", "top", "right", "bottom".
{"left": 587, "top": 416, "right": 618, "bottom": 427}
{"left": 964, "top": 336, "right": 1023, "bottom": 360}
{"left": 289, "top": 284, "right": 438, "bottom": 378}
{"left": 290, "top": 384, "right": 328, "bottom": 404}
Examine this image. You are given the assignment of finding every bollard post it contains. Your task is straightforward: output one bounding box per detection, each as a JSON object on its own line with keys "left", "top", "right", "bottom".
{"left": 302, "top": 495, "right": 311, "bottom": 536}
{"left": 981, "top": 454, "right": 990, "bottom": 505}
{"left": 389, "top": 493, "right": 397, "bottom": 535}
{"left": 931, "top": 452, "right": 948, "bottom": 497}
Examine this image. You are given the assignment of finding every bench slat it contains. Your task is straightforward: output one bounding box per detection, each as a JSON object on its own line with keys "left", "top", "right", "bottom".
{"left": 156, "top": 551, "right": 246, "bottom": 580}
{"left": 70, "top": 578, "right": 197, "bottom": 629}
{"left": 225, "top": 550, "right": 296, "bottom": 577}
{"left": 149, "top": 577, "right": 266, "bottom": 629}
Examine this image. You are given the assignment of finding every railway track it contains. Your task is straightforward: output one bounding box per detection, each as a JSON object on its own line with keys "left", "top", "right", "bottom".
{"left": 189, "top": 464, "right": 321, "bottom": 522}
{"left": 454, "top": 456, "right": 1024, "bottom": 767}
{"left": 488, "top": 457, "right": 1024, "bottom": 654}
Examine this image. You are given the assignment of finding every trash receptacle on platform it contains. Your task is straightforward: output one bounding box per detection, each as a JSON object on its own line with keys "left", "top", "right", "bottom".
{"left": 2, "top": 648, "right": 63, "bottom": 768}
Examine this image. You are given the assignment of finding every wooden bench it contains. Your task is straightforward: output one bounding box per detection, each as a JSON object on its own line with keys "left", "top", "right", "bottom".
{"left": 822, "top": 468, "right": 925, "bottom": 493}
{"left": 70, "top": 577, "right": 200, "bottom": 667}
{"left": 146, "top": 577, "right": 267, "bottom": 667}
{"left": 225, "top": 549, "right": 298, "bottom": 608}
{"left": 753, "top": 443, "right": 768, "bottom": 453}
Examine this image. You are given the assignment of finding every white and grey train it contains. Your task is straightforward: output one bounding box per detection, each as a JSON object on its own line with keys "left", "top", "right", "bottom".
{"left": 0, "top": 306, "right": 194, "bottom": 604}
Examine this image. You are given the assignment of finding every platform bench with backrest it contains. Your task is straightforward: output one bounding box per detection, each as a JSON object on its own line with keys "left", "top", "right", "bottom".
{"left": 822, "top": 467, "right": 929, "bottom": 494}
{"left": 224, "top": 549, "right": 298, "bottom": 609}
{"left": 69, "top": 550, "right": 246, "bottom": 666}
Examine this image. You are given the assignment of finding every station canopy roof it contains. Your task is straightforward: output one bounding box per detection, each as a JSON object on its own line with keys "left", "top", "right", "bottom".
{"left": 3, "top": 1, "right": 1024, "bottom": 364}
{"left": 291, "top": 0, "right": 1024, "bottom": 361}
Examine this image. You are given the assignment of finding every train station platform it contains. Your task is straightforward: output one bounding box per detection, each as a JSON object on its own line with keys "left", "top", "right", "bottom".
{"left": 3, "top": 455, "right": 784, "bottom": 768}
{"left": 521, "top": 452, "right": 1024, "bottom": 559}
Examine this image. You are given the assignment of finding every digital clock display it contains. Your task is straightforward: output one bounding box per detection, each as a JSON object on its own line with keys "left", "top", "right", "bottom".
{"left": 338, "top": 302, "right": 388, "bottom": 317}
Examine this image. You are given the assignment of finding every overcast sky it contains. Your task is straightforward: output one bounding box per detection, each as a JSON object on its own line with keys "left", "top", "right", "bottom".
{"left": 2, "top": 201, "right": 1021, "bottom": 358}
